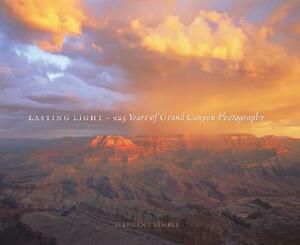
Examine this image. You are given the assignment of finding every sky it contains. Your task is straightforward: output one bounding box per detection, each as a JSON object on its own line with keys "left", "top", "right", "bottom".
{"left": 0, "top": 0, "right": 299, "bottom": 138}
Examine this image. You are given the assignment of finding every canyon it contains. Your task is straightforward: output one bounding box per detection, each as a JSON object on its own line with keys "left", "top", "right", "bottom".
{"left": 0, "top": 134, "right": 299, "bottom": 244}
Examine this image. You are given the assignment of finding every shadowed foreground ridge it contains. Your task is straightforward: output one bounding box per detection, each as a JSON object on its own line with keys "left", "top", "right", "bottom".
{"left": 0, "top": 134, "right": 300, "bottom": 245}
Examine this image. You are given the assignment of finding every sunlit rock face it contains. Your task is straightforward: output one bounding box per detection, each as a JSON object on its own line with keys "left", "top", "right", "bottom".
{"left": 89, "top": 135, "right": 139, "bottom": 151}
{"left": 89, "top": 135, "right": 104, "bottom": 148}
{"left": 88, "top": 136, "right": 141, "bottom": 164}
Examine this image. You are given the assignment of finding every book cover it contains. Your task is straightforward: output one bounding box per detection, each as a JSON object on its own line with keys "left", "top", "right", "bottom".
{"left": 0, "top": 1, "right": 299, "bottom": 244}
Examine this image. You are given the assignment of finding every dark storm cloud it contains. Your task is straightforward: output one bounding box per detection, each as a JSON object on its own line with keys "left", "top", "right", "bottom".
{"left": 26, "top": 94, "right": 81, "bottom": 105}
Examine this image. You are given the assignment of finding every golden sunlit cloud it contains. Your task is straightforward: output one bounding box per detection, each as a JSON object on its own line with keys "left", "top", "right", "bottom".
{"left": 1, "top": 0, "right": 299, "bottom": 137}
{"left": 111, "top": 9, "right": 300, "bottom": 137}
{"left": 131, "top": 11, "right": 246, "bottom": 61}
{"left": 4, "top": 0, "right": 85, "bottom": 52}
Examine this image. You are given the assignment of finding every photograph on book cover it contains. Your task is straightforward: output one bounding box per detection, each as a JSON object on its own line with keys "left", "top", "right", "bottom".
{"left": 0, "top": 0, "right": 299, "bottom": 244}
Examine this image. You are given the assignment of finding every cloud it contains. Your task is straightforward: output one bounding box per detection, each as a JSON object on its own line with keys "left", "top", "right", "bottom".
{"left": 0, "top": 28, "right": 133, "bottom": 138}
{"left": 131, "top": 11, "right": 246, "bottom": 61}
{"left": 3, "top": 0, "right": 85, "bottom": 52}
{"left": 265, "top": 0, "right": 295, "bottom": 27}
{"left": 26, "top": 93, "right": 80, "bottom": 105}
{"left": 86, "top": 7, "right": 299, "bottom": 136}
{"left": 0, "top": 0, "right": 300, "bottom": 138}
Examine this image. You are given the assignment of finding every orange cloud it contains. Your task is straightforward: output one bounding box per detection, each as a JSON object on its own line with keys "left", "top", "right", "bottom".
{"left": 4, "top": 0, "right": 85, "bottom": 52}
{"left": 128, "top": 10, "right": 293, "bottom": 79}
{"left": 101, "top": 9, "right": 300, "bottom": 137}
{"left": 265, "top": 0, "right": 295, "bottom": 27}
{"left": 2, "top": 1, "right": 299, "bottom": 137}
{"left": 131, "top": 11, "right": 247, "bottom": 61}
